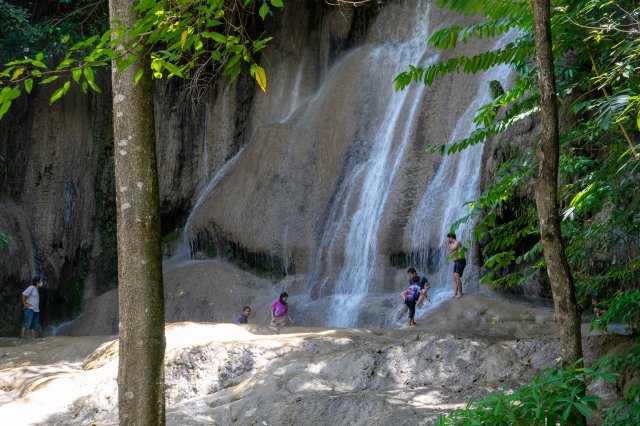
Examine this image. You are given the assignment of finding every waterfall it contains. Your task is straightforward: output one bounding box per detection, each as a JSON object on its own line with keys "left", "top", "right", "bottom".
{"left": 163, "top": 146, "right": 246, "bottom": 272}
{"left": 307, "top": 3, "right": 436, "bottom": 328}
{"left": 162, "top": 1, "right": 515, "bottom": 329}
{"left": 408, "top": 51, "right": 514, "bottom": 319}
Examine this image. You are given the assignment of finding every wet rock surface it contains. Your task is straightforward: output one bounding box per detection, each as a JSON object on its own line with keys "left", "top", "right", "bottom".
{"left": 0, "top": 295, "right": 628, "bottom": 426}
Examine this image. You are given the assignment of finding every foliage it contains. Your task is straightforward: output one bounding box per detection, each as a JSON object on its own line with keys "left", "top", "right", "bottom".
{"left": 0, "top": 231, "right": 9, "bottom": 250}
{"left": 399, "top": 0, "right": 640, "bottom": 335}
{"left": 593, "top": 290, "right": 640, "bottom": 336}
{"left": 437, "top": 340, "right": 640, "bottom": 426}
{"left": 436, "top": 360, "right": 600, "bottom": 425}
{"left": 0, "top": 0, "right": 285, "bottom": 118}
{"left": 599, "top": 340, "right": 640, "bottom": 424}
{"left": 0, "top": 0, "right": 109, "bottom": 63}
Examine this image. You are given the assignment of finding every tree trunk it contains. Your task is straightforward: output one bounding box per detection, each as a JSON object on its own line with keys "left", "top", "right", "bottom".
{"left": 530, "top": 0, "right": 583, "bottom": 366}
{"left": 109, "top": 0, "right": 166, "bottom": 423}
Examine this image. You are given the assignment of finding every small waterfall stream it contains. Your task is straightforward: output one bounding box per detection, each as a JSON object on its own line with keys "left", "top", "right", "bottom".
{"left": 163, "top": 146, "right": 246, "bottom": 272}
{"left": 308, "top": 3, "right": 437, "bottom": 327}
{"left": 408, "top": 60, "right": 513, "bottom": 321}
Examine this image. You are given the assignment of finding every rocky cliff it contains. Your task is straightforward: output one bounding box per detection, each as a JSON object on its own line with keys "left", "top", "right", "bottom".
{"left": 0, "top": 0, "right": 521, "bottom": 335}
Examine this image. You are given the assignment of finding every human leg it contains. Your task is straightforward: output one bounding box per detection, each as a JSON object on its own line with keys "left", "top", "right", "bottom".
{"left": 406, "top": 300, "right": 416, "bottom": 326}
{"left": 22, "top": 309, "right": 33, "bottom": 341}
{"left": 453, "top": 259, "right": 466, "bottom": 297}
{"left": 31, "top": 311, "right": 40, "bottom": 341}
{"left": 454, "top": 272, "right": 462, "bottom": 297}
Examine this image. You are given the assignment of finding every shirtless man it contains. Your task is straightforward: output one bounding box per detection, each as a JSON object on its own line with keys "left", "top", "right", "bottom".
{"left": 445, "top": 233, "right": 466, "bottom": 298}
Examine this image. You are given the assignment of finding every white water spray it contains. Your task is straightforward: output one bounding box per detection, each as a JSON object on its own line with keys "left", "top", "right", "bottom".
{"left": 307, "top": 3, "right": 437, "bottom": 327}
{"left": 408, "top": 51, "right": 514, "bottom": 320}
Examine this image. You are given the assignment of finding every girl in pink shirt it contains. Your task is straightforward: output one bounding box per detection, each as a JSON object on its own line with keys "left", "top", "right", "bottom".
{"left": 271, "top": 292, "right": 293, "bottom": 326}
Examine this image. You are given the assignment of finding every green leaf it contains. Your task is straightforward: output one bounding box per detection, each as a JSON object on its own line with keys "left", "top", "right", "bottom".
{"left": 40, "top": 75, "right": 60, "bottom": 85}
{"left": 50, "top": 86, "right": 66, "bottom": 104}
{"left": 208, "top": 32, "right": 227, "bottom": 44}
{"left": 574, "top": 402, "right": 592, "bottom": 419}
{"left": 162, "top": 62, "right": 183, "bottom": 77}
{"left": 0, "top": 101, "right": 12, "bottom": 119}
{"left": 87, "top": 80, "right": 101, "bottom": 93}
{"left": 83, "top": 67, "right": 95, "bottom": 84}
{"left": 72, "top": 69, "right": 82, "bottom": 83}
{"left": 11, "top": 68, "right": 24, "bottom": 81}
{"left": 25, "top": 79, "right": 33, "bottom": 94}
{"left": 270, "top": 0, "right": 284, "bottom": 7}
{"left": 134, "top": 69, "right": 144, "bottom": 84}
{"left": 259, "top": 3, "right": 269, "bottom": 19}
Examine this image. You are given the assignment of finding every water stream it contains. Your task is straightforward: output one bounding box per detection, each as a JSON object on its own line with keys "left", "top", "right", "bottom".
{"left": 163, "top": 2, "right": 514, "bottom": 329}
{"left": 308, "top": 3, "right": 437, "bottom": 327}
{"left": 408, "top": 59, "right": 513, "bottom": 321}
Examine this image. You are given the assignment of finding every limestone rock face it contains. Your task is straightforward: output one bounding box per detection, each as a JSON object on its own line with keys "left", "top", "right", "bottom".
{"left": 1, "top": 0, "right": 526, "bottom": 333}
{"left": 0, "top": 76, "right": 114, "bottom": 333}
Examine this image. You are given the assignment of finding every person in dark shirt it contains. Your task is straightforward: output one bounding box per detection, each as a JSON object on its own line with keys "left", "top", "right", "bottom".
{"left": 407, "top": 267, "right": 431, "bottom": 306}
{"left": 235, "top": 306, "right": 251, "bottom": 324}
{"left": 402, "top": 276, "right": 422, "bottom": 327}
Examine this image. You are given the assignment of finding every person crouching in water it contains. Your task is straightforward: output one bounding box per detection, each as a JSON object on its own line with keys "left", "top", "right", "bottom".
{"left": 401, "top": 276, "right": 421, "bottom": 327}
{"left": 271, "top": 292, "right": 293, "bottom": 326}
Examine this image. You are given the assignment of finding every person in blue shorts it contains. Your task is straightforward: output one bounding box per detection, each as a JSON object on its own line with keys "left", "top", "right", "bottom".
{"left": 21, "top": 276, "right": 43, "bottom": 343}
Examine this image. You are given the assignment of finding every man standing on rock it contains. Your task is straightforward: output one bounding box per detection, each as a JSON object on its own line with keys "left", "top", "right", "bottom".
{"left": 445, "top": 233, "right": 466, "bottom": 298}
{"left": 21, "top": 276, "right": 43, "bottom": 343}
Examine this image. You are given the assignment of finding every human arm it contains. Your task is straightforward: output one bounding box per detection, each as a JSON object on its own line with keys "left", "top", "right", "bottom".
{"left": 21, "top": 288, "right": 32, "bottom": 308}
{"left": 421, "top": 276, "right": 431, "bottom": 290}
{"left": 445, "top": 239, "right": 461, "bottom": 254}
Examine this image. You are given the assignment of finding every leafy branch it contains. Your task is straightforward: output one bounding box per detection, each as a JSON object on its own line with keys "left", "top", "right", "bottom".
{"left": 0, "top": 0, "right": 285, "bottom": 119}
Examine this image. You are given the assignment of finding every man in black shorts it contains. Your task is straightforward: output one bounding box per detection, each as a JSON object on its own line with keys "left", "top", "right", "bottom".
{"left": 445, "top": 233, "right": 466, "bottom": 298}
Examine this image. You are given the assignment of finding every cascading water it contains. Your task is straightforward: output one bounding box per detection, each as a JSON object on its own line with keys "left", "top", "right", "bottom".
{"left": 308, "top": 3, "right": 437, "bottom": 328}
{"left": 163, "top": 1, "right": 515, "bottom": 330}
{"left": 163, "top": 146, "right": 246, "bottom": 272}
{"left": 408, "top": 49, "right": 514, "bottom": 320}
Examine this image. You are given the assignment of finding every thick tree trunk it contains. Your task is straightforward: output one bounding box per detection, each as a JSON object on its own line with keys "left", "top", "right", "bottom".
{"left": 530, "top": 0, "right": 583, "bottom": 366}
{"left": 109, "top": 0, "right": 166, "bottom": 424}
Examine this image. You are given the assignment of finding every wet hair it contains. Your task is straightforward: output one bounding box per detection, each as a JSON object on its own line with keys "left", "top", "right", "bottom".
{"left": 407, "top": 267, "right": 417, "bottom": 274}
{"left": 447, "top": 233, "right": 456, "bottom": 239}
{"left": 412, "top": 275, "right": 421, "bottom": 283}
{"left": 279, "top": 292, "right": 289, "bottom": 304}
{"left": 32, "top": 276, "right": 42, "bottom": 286}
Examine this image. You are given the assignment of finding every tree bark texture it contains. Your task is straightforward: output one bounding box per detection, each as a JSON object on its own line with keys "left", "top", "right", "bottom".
{"left": 530, "top": 0, "right": 583, "bottom": 366}
{"left": 109, "top": 0, "right": 166, "bottom": 424}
